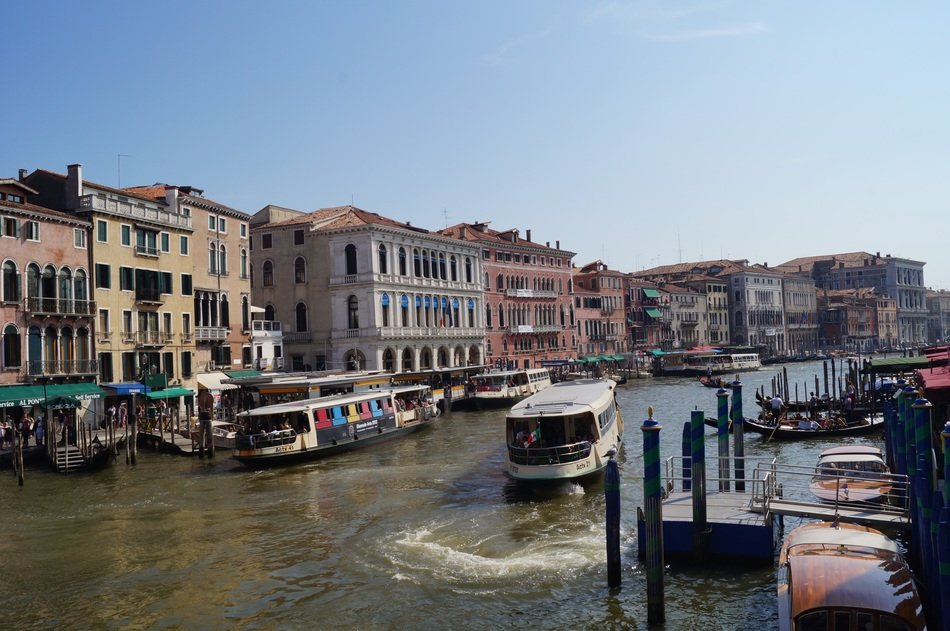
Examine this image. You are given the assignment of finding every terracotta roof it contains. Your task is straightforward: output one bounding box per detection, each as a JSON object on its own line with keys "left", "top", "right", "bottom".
{"left": 0, "top": 198, "right": 91, "bottom": 224}
{"left": 124, "top": 184, "right": 246, "bottom": 216}
{"left": 441, "top": 222, "right": 575, "bottom": 255}
{"left": 633, "top": 258, "right": 750, "bottom": 278}
{"left": 775, "top": 252, "right": 880, "bottom": 273}
{"left": 262, "top": 205, "right": 430, "bottom": 234}
{"left": 30, "top": 168, "right": 166, "bottom": 206}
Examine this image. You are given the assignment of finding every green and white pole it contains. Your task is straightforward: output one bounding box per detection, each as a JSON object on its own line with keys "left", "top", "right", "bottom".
{"left": 717, "top": 388, "right": 730, "bottom": 492}
{"left": 642, "top": 406, "right": 664, "bottom": 625}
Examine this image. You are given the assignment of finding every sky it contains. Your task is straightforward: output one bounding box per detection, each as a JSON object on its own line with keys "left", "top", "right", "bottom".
{"left": 5, "top": 1, "right": 950, "bottom": 287}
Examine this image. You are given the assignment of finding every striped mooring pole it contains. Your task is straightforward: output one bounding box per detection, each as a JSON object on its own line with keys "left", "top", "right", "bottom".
{"left": 717, "top": 388, "right": 730, "bottom": 492}
{"left": 642, "top": 406, "right": 665, "bottom": 625}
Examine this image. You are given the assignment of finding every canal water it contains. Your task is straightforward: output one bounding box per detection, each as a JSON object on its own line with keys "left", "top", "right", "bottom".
{"left": 1, "top": 361, "right": 872, "bottom": 630}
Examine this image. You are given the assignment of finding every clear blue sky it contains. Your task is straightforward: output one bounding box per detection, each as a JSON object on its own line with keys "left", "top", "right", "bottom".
{"left": 6, "top": 2, "right": 950, "bottom": 288}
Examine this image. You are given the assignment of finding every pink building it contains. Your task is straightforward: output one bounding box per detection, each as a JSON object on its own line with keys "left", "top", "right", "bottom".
{"left": 572, "top": 261, "right": 628, "bottom": 358}
{"left": 440, "top": 223, "right": 575, "bottom": 370}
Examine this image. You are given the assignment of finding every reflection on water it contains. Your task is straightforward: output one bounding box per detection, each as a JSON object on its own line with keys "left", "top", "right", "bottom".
{"left": 0, "top": 362, "right": 869, "bottom": 629}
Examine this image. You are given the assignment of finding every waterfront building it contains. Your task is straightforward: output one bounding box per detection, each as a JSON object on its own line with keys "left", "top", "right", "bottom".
{"left": 440, "top": 223, "right": 574, "bottom": 370}
{"left": 729, "top": 264, "right": 786, "bottom": 355}
{"left": 251, "top": 206, "right": 485, "bottom": 373}
{"left": 877, "top": 295, "right": 898, "bottom": 350}
{"left": 662, "top": 283, "right": 708, "bottom": 349}
{"left": 779, "top": 273, "right": 819, "bottom": 356}
{"left": 816, "top": 288, "right": 879, "bottom": 352}
{"left": 777, "top": 252, "right": 928, "bottom": 347}
{"left": 680, "top": 276, "right": 730, "bottom": 347}
{"left": 572, "top": 261, "right": 628, "bottom": 358}
{"left": 125, "top": 185, "right": 252, "bottom": 376}
{"left": 926, "top": 289, "right": 950, "bottom": 344}
{"left": 623, "top": 278, "right": 664, "bottom": 351}
{"left": 25, "top": 165, "right": 197, "bottom": 412}
{"left": 0, "top": 176, "right": 99, "bottom": 421}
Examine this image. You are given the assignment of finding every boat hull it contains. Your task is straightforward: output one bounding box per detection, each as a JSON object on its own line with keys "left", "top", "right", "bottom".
{"left": 741, "top": 415, "right": 884, "bottom": 440}
{"left": 233, "top": 423, "right": 425, "bottom": 467}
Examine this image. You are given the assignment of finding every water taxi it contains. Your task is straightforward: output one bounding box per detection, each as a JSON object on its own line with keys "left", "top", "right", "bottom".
{"left": 211, "top": 420, "right": 242, "bottom": 450}
{"left": 471, "top": 367, "right": 552, "bottom": 407}
{"left": 809, "top": 445, "right": 892, "bottom": 505}
{"left": 232, "top": 385, "right": 438, "bottom": 467}
{"left": 504, "top": 378, "right": 623, "bottom": 482}
{"left": 777, "top": 520, "right": 926, "bottom": 631}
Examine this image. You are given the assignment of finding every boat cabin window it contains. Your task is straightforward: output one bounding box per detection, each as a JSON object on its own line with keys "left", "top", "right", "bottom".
{"left": 597, "top": 404, "right": 616, "bottom": 430}
{"left": 796, "top": 608, "right": 916, "bottom": 631}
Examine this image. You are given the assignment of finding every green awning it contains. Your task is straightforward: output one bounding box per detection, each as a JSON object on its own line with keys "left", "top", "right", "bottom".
{"left": 0, "top": 385, "right": 46, "bottom": 409}
{"left": 645, "top": 307, "right": 663, "bottom": 318}
{"left": 146, "top": 387, "right": 195, "bottom": 400}
{"left": 45, "top": 382, "right": 105, "bottom": 400}
{"left": 648, "top": 349, "right": 665, "bottom": 357}
{"left": 867, "top": 356, "right": 929, "bottom": 373}
{"left": 225, "top": 370, "right": 260, "bottom": 379}
{"left": 642, "top": 288, "right": 661, "bottom": 298}
{"left": 608, "top": 355, "right": 625, "bottom": 361}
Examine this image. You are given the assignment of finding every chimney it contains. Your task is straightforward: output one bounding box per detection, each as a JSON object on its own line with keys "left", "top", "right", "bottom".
{"left": 556, "top": 240, "right": 560, "bottom": 250}
{"left": 164, "top": 185, "right": 178, "bottom": 210}
{"left": 18, "top": 169, "right": 27, "bottom": 182}
{"left": 546, "top": 241, "right": 550, "bottom": 248}
{"left": 526, "top": 229, "right": 531, "bottom": 242}
{"left": 66, "top": 163, "right": 83, "bottom": 209}
{"left": 459, "top": 226, "right": 466, "bottom": 239}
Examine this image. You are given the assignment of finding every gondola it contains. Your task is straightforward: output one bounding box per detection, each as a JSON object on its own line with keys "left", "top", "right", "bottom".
{"left": 697, "top": 376, "right": 729, "bottom": 389}
{"left": 741, "top": 414, "right": 884, "bottom": 440}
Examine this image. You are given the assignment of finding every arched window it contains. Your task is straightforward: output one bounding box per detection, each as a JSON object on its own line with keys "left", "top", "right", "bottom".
{"left": 399, "top": 247, "right": 407, "bottom": 276}
{"left": 58, "top": 267, "right": 73, "bottom": 312}
{"left": 240, "top": 249, "right": 248, "bottom": 278}
{"left": 413, "top": 248, "right": 421, "bottom": 277}
{"left": 294, "top": 257, "right": 306, "bottom": 284}
{"left": 219, "top": 244, "right": 227, "bottom": 275}
{"left": 438, "top": 253, "right": 446, "bottom": 280}
{"left": 496, "top": 274, "right": 503, "bottom": 291}
{"left": 345, "top": 244, "right": 358, "bottom": 275}
{"left": 76, "top": 328, "right": 89, "bottom": 367}
{"left": 381, "top": 293, "right": 391, "bottom": 327}
{"left": 1, "top": 324, "right": 20, "bottom": 368}
{"left": 378, "top": 244, "right": 388, "bottom": 274}
{"left": 262, "top": 261, "right": 274, "bottom": 287}
{"left": 347, "top": 295, "right": 359, "bottom": 329}
{"left": 465, "top": 258, "right": 473, "bottom": 283}
{"left": 485, "top": 304, "right": 492, "bottom": 327}
{"left": 26, "top": 263, "right": 39, "bottom": 299}
{"left": 402, "top": 348, "right": 413, "bottom": 371}
{"left": 42, "top": 265, "right": 56, "bottom": 299}
{"left": 74, "top": 269, "right": 87, "bottom": 303}
{"left": 2, "top": 261, "right": 19, "bottom": 303}
{"left": 209, "top": 243, "right": 218, "bottom": 274}
{"left": 295, "top": 302, "right": 308, "bottom": 332}
{"left": 450, "top": 256, "right": 458, "bottom": 282}
{"left": 422, "top": 250, "right": 430, "bottom": 278}
{"left": 264, "top": 305, "right": 275, "bottom": 321}
{"left": 498, "top": 305, "right": 505, "bottom": 328}
{"left": 221, "top": 295, "right": 230, "bottom": 328}
{"left": 383, "top": 348, "right": 395, "bottom": 372}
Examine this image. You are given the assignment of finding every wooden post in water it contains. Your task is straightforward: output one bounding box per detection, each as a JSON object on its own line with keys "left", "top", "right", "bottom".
{"left": 641, "top": 407, "right": 664, "bottom": 625}
{"left": 716, "top": 388, "right": 730, "bottom": 492}
{"left": 605, "top": 451, "right": 621, "bottom": 589}
{"left": 939, "top": 421, "right": 950, "bottom": 631}
{"left": 830, "top": 359, "right": 837, "bottom": 403}
{"left": 822, "top": 362, "right": 829, "bottom": 398}
{"left": 681, "top": 423, "right": 691, "bottom": 492}
{"left": 690, "top": 410, "right": 708, "bottom": 562}
{"left": 129, "top": 412, "right": 138, "bottom": 466}
{"left": 731, "top": 380, "right": 745, "bottom": 492}
{"left": 913, "top": 398, "right": 934, "bottom": 587}
{"left": 782, "top": 367, "right": 789, "bottom": 405}
{"left": 13, "top": 431, "right": 23, "bottom": 486}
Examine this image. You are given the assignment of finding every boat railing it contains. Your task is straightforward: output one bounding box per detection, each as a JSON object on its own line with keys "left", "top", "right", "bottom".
{"left": 508, "top": 441, "right": 592, "bottom": 466}
{"left": 235, "top": 429, "right": 297, "bottom": 450}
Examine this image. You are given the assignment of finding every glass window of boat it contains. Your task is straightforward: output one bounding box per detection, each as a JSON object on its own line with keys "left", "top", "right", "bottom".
{"left": 598, "top": 405, "right": 615, "bottom": 430}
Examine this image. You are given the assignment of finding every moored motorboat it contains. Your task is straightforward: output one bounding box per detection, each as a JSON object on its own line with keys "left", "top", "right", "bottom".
{"left": 211, "top": 420, "right": 242, "bottom": 450}
{"left": 777, "top": 521, "right": 926, "bottom": 631}
{"left": 471, "top": 367, "right": 552, "bottom": 408}
{"left": 808, "top": 445, "right": 892, "bottom": 505}
{"left": 504, "top": 378, "right": 623, "bottom": 482}
{"left": 232, "top": 385, "right": 438, "bottom": 467}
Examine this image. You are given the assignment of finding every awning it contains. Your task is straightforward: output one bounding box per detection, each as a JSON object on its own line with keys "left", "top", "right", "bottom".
{"left": 198, "top": 372, "right": 238, "bottom": 392}
{"left": 146, "top": 387, "right": 194, "bottom": 400}
{"left": 103, "top": 382, "right": 149, "bottom": 396}
{"left": 648, "top": 349, "right": 666, "bottom": 357}
{"left": 250, "top": 305, "right": 266, "bottom": 314}
{"left": 645, "top": 307, "right": 663, "bottom": 318}
{"left": 225, "top": 370, "right": 260, "bottom": 379}
{"left": 642, "top": 288, "right": 661, "bottom": 298}
{"left": 0, "top": 385, "right": 46, "bottom": 409}
{"left": 45, "top": 382, "right": 105, "bottom": 401}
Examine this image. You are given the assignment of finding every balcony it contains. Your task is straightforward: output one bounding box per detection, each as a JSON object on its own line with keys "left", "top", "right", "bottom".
{"left": 24, "top": 297, "right": 96, "bottom": 317}
{"left": 79, "top": 194, "right": 193, "bottom": 229}
{"left": 135, "top": 331, "right": 164, "bottom": 347}
{"left": 134, "top": 244, "right": 159, "bottom": 257}
{"left": 282, "top": 332, "right": 313, "bottom": 344}
{"left": 135, "top": 288, "right": 164, "bottom": 304}
{"left": 27, "top": 358, "right": 98, "bottom": 377}
{"left": 371, "top": 326, "right": 485, "bottom": 340}
{"left": 121, "top": 330, "right": 135, "bottom": 343}
{"left": 195, "top": 326, "right": 228, "bottom": 342}
{"left": 251, "top": 320, "right": 283, "bottom": 341}
{"left": 505, "top": 289, "right": 557, "bottom": 299}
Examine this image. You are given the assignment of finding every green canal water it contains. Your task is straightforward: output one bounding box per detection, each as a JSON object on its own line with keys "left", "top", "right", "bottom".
{"left": 1, "top": 361, "right": 872, "bottom": 630}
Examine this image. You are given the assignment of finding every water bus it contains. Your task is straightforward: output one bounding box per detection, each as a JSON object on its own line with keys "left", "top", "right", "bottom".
{"left": 470, "top": 367, "right": 552, "bottom": 408}
{"left": 504, "top": 378, "right": 624, "bottom": 482}
{"left": 777, "top": 521, "right": 926, "bottom": 630}
{"left": 660, "top": 351, "right": 761, "bottom": 376}
{"left": 232, "top": 385, "right": 438, "bottom": 467}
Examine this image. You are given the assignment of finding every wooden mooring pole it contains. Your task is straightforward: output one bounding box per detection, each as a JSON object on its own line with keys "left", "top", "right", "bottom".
{"left": 641, "top": 407, "right": 664, "bottom": 625}
{"left": 690, "top": 410, "right": 708, "bottom": 563}
{"left": 717, "top": 388, "right": 730, "bottom": 492}
{"left": 605, "top": 452, "right": 620, "bottom": 589}
{"left": 731, "top": 380, "right": 745, "bottom": 493}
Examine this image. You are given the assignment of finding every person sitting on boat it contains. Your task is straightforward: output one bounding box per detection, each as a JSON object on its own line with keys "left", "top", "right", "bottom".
{"left": 515, "top": 429, "right": 526, "bottom": 447}
{"left": 797, "top": 418, "right": 819, "bottom": 430}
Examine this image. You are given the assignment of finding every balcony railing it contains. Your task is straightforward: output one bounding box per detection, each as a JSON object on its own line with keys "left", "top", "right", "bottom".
{"left": 195, "top": 326, "right": 228, "bottom": 341}
{"left": 27, "top": 359, "right": 99, "bottom": 377}
{"left": 282, "top": 332, "right": 313, "bottom": 344}
{"left": 251, "top": 320, "right": 283, "bottom": 338}
{"left": 181, "top": 331, "right": 194, "bottom": 343}
{"left": 505, "top": 289, "right": 557, "bottom": 299}
{"left": 134, "top": 244, "right": 159, "bottom": 257}
{"left": 371, "top": 326, "right": 485, "bottom": 339}
{"left": 135, "top": 331, "right": 164, "bottom": 347}
{"left": 79, "top": 194, "right": 193, "bottom": 229}
{"left": 24, "top": 297, "right": 97, "bottom": 317}
{"left": 135, "top": 288, "right": 164, "bottom": 304}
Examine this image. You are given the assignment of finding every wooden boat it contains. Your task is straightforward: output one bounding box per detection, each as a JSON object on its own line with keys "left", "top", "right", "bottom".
{"left": 777, "top": 521, "right": 926, "bottom": 631}
{"left": 504, "top": 378, "right": 623, "bottom": 482}
{"left": 232, "top": 385, "right": 438, "bottom": 467}
{"left": 470, "top": 367, "right": 551, "bottom": 407}
{"left": 211, "top": 420, "right": 242, "bottom": 450}
{"left": 808, "top": 445, "right": 892, "bottom": 505}
{"left": 698, "top": 376, "right": 730, "bottom": 389}
{"left": 737, "top": 413, "right": 885, "bottom": 440}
